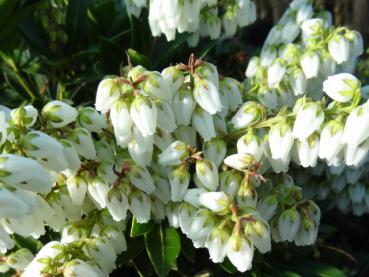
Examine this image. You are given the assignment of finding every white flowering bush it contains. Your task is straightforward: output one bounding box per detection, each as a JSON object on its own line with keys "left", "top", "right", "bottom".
{"left": 0, "top": 0, "right": 368, "bottom": 276}
{"left": 125, "top": 0, "right": 256, "bottom": 45}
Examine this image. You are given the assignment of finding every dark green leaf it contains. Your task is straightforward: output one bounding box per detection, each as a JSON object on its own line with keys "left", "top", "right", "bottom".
{"left": 130, "top": 217, "right": 154, "bottom": 237}
{"left": 220, "top": 257, "right": 237, "bottom": 274}
{"left": 145, "top": 225, "right": 181, "bottom": 277}
{"left": 12, "top": 234, "right": 43, "bottom": 254}
{"left": 116, "top": 236, "right": 145, "bottom": 267}
{"left": 127, "top": 48, "right": 152, "bottom": 69}
{"left": 66, "top": 0, "right": 88, "bottom": 52}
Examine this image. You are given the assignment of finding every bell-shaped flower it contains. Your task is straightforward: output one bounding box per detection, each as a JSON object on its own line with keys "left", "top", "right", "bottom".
{"left": 158, "top": 140, "right": 189, "bottom": 166}
{"left": 264, "top": 25, "right": 283, "bottom": 45}
{"left": 21, "top": 131, "right": 68, "bottom": 172}
{"left": 142, "top": 71, "right": 172, "bottom": 101}
{"left": 203, "top": 138, "right": 227, "bottom": 168}
{"left": 187, "top": 209, "right": 216, "bottom": 241}
{"left": 0, "top": 154, "right": 52, "bottom": 193}
{"left": 206, "top": 15, "right": 221, "bottom": 39}
{"left": 344, "top": 138, "right": 369, "bottom": 167}
{"left": 296, "top": 133, "right": 320, "bottom": 167}
{"left": 110, "top": 100, "right": 133, "bottom": 148}
{"left": 245, "top": 219, "right": 271, "bottom": 253}
{"left": 231, "top": 101, "right": 266, "bottom": 130}
{"left": 77, "top": 107, "right": 107, "bottom": 133}
{"left": 256, "top": 195, "right": 278, "bottom": 221}
{"left": 66, "top": 175, "right": 88, "bottom": 206}
{"left": 342, "top": 102, "right": 369, "bottom": 148}
{"left": 130, "top": 96, "right": 157, "bottom": 136}
{"left": 196, "top": 159, "right": 219, "bottom": 191}
{"left": 195, "top": 62, "right": 220, "bottom": 89}
{"left": 192, "top": 107, "right": 216, "bottom": 141}
{"left": 348, "top": 183, "right": 365, "bottom": 203}
{"left": 224, "top": 153, "right": 254, "bottom": 171}
{"left": 60, "top": 139, "right": 81, "bottom": 174}
{"left": 294, "top": 218, "right": 318, "bottom": 246}
{"left": 128, "top": 137, "right": 153, "bottom": 167}
{"left": 220, "top": 77, "right": 243, "bottom": 112}
{"left": 300, "top": 51, "right": 320, "bottom": 79}
{"left": 328, "top": 34, "right": 350, "bottom": 64}
{"left": 193, "top": 76, "right": 222, "bottom": 115}
{"left": 129, "top": 190, "right": 151, "bottom": 223}
{"left": 292, "top": 100, "right": 324, "bottom": 140}
{"left": 347, "top": 30, "right": 364, "bottom": 57}
{"left": 278, "top": 208, "right": 301, "bottom": 242}
{"left": 161, "top": 66, "right": 184, "bottom": 93}
{"left": 6, "top": 248, "right": 34, "bottom": 270}
{"left": 169, "top": 166, "right": 190, "bottom": 202}
{"left": 237, "top": 133, "right": 264, "bottom": 161}
{"left": 269, "top": 121, "right": 294, "bottom": 160}
{"left": 64, "top": 259, "right": 108, "bottom": 277}
{"left": 172, "top": 89, "right": 196, "bottom": 126}
{"left": 153, "top": 176, "right": 171, "bottom": 204}
{"left": 323, "top": 73, "right": 360, "bottom": 103}
{"left": 296, "top": 3, "right": 313, "bottom": 24}
{"left": 289, "top": 68, "right": 307, "bottom": 96}
{"left": 226, "top": 233, "right": 254, "bottom": 272}
{"left": 237, "top": 182, "right": 257, "bottom": 208}
{"left": 70, "top": 128, "right": 96, "bottom": 159}
{"left": 282, "top": 20, "right": 300, "bottom": 43}
{"left": 106, "top": 188, "right": 129, "bottom": 221}
{"left": 199, "top": 191, "right": 233, "bottom": 215}
{"left": 301, "top": 18, "right": 324, "bottom": 40}
{"left": 95, "top": 78, "right": 121, "bottom": 112}
{"left": 129, "top": 165, "right": 156, "bottom": 195}
{"left": 0, "top": 188, "right": 28, "bottom": 218}
{"left": 11, "top": 105, "right": 38, "bottom": 128}
{"left": 220, "top": 171, "right": 241, "bottom": 198}
{"left": 42, "top": 100, "right": 78, "bottom": 128}
{"left": 245, "top": 56, "right": 260, "bottom": 78}
{"left": 155, "top": 100, "right": 177, "bottom": 133}
{"left": 268, "top": 59, "right": 286, "bottom": 87}
{"left": 184, "top": 188, "right": 207, "bottom": 208}
{"left": 206, "top": 227, "right": 230, "bottom": 263}
{"left": 319, "top": 119, "right": 344, "bottom": 162}
{"left": 87, "top": 177, "right": 109, "bottom": 209}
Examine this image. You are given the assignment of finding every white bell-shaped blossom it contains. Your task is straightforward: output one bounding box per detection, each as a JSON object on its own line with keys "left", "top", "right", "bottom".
{"left": 172, "top": 89, "right": 196, "bottom": 126}
{"left": 328, "top": 34, "right": 350, "bottom": 64}
{"left": 77, "top": 107, "right": 107, "bottom": 133}
{"left": 269, "top": 121, "right": 294, "bottom": 160}
{"left": 130, "top": 96, "right": 157, "bottom": 137}
{"left": 224, "top": 153, "right": 254, "bottom": 171}
{"left": 278, "top": 208, "right": 301, "bottom": 242}
{"left": 95, "top": 78, "right": 121, "bottom": 112}
{"left": 192, "top": 107, "right": 216, "bottom": 141}
{"left": 300, "top": 51, "right": 320, "bottom": 79}
{"left": 231, "top": 101, "right": 265, "bottom": 130}
{"left": 342, "top": 102, "right": 369, "bottom": 148}
{"left": 196, "top": 159, "right": 219, "bottom": 191}
{"left": 42, "top": 100, "right": 78, "bottom": 128}
{"left": 237, "top": 133, "right": 264, "bottom": 161}
{"left": 193, "top": 77, "right": 222, "bottom": 115}
{"left": 323, "top": 73, "right": 360, "bottom": 103}
{"left": 292, "top": 101, "right": 324, "bottom": 140}
{"left": 169, "top": 166, "right": 190, "bottom": 202}
{"left": 226, "top": 234, "right": 254, "bottom": 272}
{"left": 70, "top": 128, "right": 96, "bottom": 159}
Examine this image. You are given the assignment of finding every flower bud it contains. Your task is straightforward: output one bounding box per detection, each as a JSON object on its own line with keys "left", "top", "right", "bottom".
{"left": 192, "top": 107, "right": 216, "bottom": 141}
{"left": 110, "top": 100, "right": 133, "bottom": 148}
{"left": 294, "top": 219, "right": 318, "bottom": 246}
{"left": 224, "top": 153, "right": 254, "bottom": 171}
{"left": 169, "top": 166, "right": 190, "bottom": 202}
{"left": 319, "top": 119, "right": 344, "bottom": 162}
{"left": 6, "top": 248, "right": 34, "bottom": 271}
{"left": 256, "top": 195, "right": 278, "bottom": 221}
{"left": 70, "top": 128, "right": 96, "bottom": 159}
{"left": 64, "top": 259, "right": 108, "bottom": 277}
{"left": 66, "top": 175, "right": 88, "bottom": 206}
{"left": 178, "top": 202, "right": 197, "bottom": 235}
{"left": 269, "top": 121, "right": 294, "bottom": 160}
{"left": 11, "top": 105, "right": 38, "bottom": 128}
{"left": 203, "top": 138, "right": 227, "bottom": 168}
{"left": 184, "top": 188, "right": 207, "bottom": 208}
{"left": 300, "top": 51, "right": 320, "bottom": 79}
{"left": 106, "top": 188, "right": 129, "bottom": 221}
{"left": 193, "top": 76, "right": 222, "bottom": 115}
{"left": 219, "top": 171, "right": 241, "bottom": 198}
{"left": 342, "top": 102, "right": 369, "bottom": 148}
{"left": 220, "top": 77, "right": 243, "bottom": 112}
{"left": 245, "top": 56, "right": 260, "bottom": 78}
{"left": 199, "top": 191, "right": 233, "bottom": 215}
{"left": 196, "top": 159, "right": 219, "bottom": 191}
{"left": 129, "top": 165, "right": 156, "bottom": 195}
{"left": 323, "top": 73, "right": 360, "bottom": 103}
{"left": 166, "top": 202, "right": 180, "bottom": 228}
{"left": 154, "top": 129, "right": 174, "bottom": 151}
{"left": 282, "top": 20, "right": 300, "bottom": 43}
{"left": 301, "top": 18, "right": 324, "bottom": 40}
{"left": 158, "top": 140, "right": 189, "bottom": 166}
{"left": 206, "top": 227, "right": 230, "bottom": 263}
{"left": 296, "top": 3, "right": 313, "bottom": 24}
{"left": 245, "top": 219, "right": 271, "bottom": 253}
{"left": 346, "top": 30, "right": 364, "bottom": 57}
{"left": 268, "top": 59, "right": 286, "bottom": 87}
{"left": 128, "top": 137, "right": 153, "bottom": 167}
{"left": 42, "top": 100, "right": 78, "bottom": 128}
{"left": 130, "top": 96, "right": 157, "bottom": 136}
{"left": 161, "top": 66, "right": 184, "bottom": 93}
{"left": 195, "top": 62, "right": 220, "bottom": 90}
{"left": 206, "top": 15, "right": 221, "bottom": 39}
{"left": 278, "top": 208, "right": 301, "bottom": 242}
{"left": 237, "top": 183, "right": 257, "bottom": 208}
{"left": 295, "top": 133, "right": 320, "bottom": 167}
{"left": 77, "top": 107, "right": 107, "bottom": 133}
{"left": 155, "top": 100, "right": 177, "bottom": 133}
{"left": 142, "top": 71, "right": 172, "bottom": 101}
{"left": 153, "top": 176, "right": 171, "bottom": 204}
{"left": 231, "top": 101, "right": 266, "bottom": 130}
{"left": 328, "top": 34, "right": 350, "bottom": 64}
{"left": 187, "top": 209, "right": 216, "bottom": 241}
{"left": 95, "top": 78, "right": 121, "bottom": 112}
{"left": 226, "top": 234, "right": 254, "bottom": 272}
{"left": 348, "top": 183, "right": 365, "bottom": 203}
{"left": 60, "top": 139, "right": 81, "bottom": 174}
{"left": 289, "top": 68, "right": 307, "bottom": 96}
{"left": 88, "top": 177, "right": 109, "bottom": 209}
{"left": 237, "top": 133, "right": 264, "bottom": 161}
{"left": 172, "top": 89, "right": 196, "bottom": 126}
{"left": 129, "top": 190, "right": 151, "bottom": 223}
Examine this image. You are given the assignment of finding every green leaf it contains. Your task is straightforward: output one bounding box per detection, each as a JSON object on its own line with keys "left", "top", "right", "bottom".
{"left": 220, "top": 257, "right": 237, "bottom": 274}
{"left": 116, "top": 236, "right": 145, "bottom": 267}
{"left": 12, "top": 234, "right": 43, "bottom": 254}
{"left": 145, "top": 225, "right": 181, "bottom": 277}
{"left": 66, "top": 0, "right": 89, "bottom": 52}
{"left": 127, "top": 48, "right": 152, "bottom": 69}
{"left": 130, "top": 217, "right": 154, "bottom": 237}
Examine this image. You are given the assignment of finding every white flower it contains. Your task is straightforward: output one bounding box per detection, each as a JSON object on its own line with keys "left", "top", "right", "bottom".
{"left": 169, "top": 167, "right": 190, "bottom": 202}
{"left": 264, "top": 25, "right": 283, "bottom": 45}
{"left": 245, "top": 57, "right": 260, "bottom": 78}
{"left": 64, "top": 259, "right": 108, "bottom": 277}
{"left": 268, "top": 59, "right": 286, "bottom": 87}
{"left": 231, "top": 101, "right": 265, "bottom": 130}
{"left": 129, "top": 190, "right": 151, "bottom": 223}
{"left": 328, "top": 34, "right": 350, "bottom": 64}
{"left": 142, "top": 71, "right": 172, "bottom": 100}
{"left": 206, "top": 16, "right": 221, "bottom": 39}
{"left": 196, "top": 159, "right": 219, "bottom": 191}
{"left": 158, "top": 140, "right": 189, "bottom": 166}
{"left": 60, "top": 139, "right": 81, "bottom": 174}
{"left": 342, "top": 102, "right": 369, "bottom": 148}
{"left": 0, "top": 154, "right": 52, "bottom": 193}
{"left": 130, "top": 96, "right": 157, "bottom": 136}
{"left": 21, "top": 130, "right": 68, "bottom": 172}
{"left": 344, "top": 138, "right": 369, "bottom": 167}
{"left": 42, "top": 100, "right": 78, "bottom": 128}
{"left": 289, "top": 68, "right": 307, "bottom": 96}
{"left": 203, "top": 138, "right": 227, "bottom": 168}
{"left": 219, "top": 171, "right": 241, "bottom": 199}
{"left": 269, "top": 121, "right": 294, "bottom": 160}
{"left": 187, "top": 209, "right": 215, "bottom": 241}
{"left": 256, "top": 195, "right": 278, "bottom": 221}
{"left": 88, "top": 177, "right": 109, "bottom": 209}
{"left": 106, "top": 189, "right": 129, "bottom": 221}
{"left": 347, "top": 30, "right": 364, "bottom": 57}
{"left": 220, "top": 77, "right": 243, "bottom": 112}
{"left": 193, "top": 77, "right": 222, "bottom": 115}
{"left": 129, "top": 165, "right": 156, "bottom": 195}
{"left": 296, "top": 3, "right": 313, "bottom": 24}
{"left": 237, "top": 133, "right": 264, "bottom": 161}
{"left": 172, "top": 89, "right": 196, "bottom": 126}
{"left": 226, "top": 234, "right": 254, "bottom": 272}
{"left": 292, "top": 101, "right": 324, "bottom": 140}
{"left": 199, "top": 192, "right": 232, "bottom": 214}
{"left": 294, "top": 219, "right": 318, "bottom": 246}
{"left": 245, "top": 219, "right": 271, "bottom": 254}
{"left": 319, "top": 120, "right": 344, "bottom": 162}
{"left": 155, "top": 100, "right": 177, "bottom": 133}
{"left": 6, "top": 248, "right": 34, "bottom": 270}
{"left": 0, "top": 111, "right": 7, "bottom": 146}
{"left": 278, "top": 208, "right": 301, "bottom": 242}
{"left": 161, "top": 66, "right": 184, "bottom": 93}
{"left": 224, "top": 153, "right": 254, "bottom": 171}
{"left": 95, "top": 78, "right": 121, "bottom": 112}
{"left": 301, "top": 18, "right": 324, "bottom": 40}
{"left": 348, "top": 183, "right": 365, "bottom": 203}
{"left": 206, "top": 227, "right": 229, "bottom": 263}
{"left": 70, "top": 128, "right": 96, "bottom": 159}
{"left": 110, "top": 100, "right": 133, "bottom": 148}
{"left": 0, "top": 188, "right": 28, "bottom": 218}
{"left": 300, "top": 51, "right": 320, "bottom": 79}
{"left": 282, "top": 20, "right": 300, "bottom": 43}
{"left": 66, "top": 175, "right": 88, "bottom": 206}
{"left": 295, "top": 133, "right": 320, "bottom": 167}
{"left": 183, "top": 188, "right": 207, "bottom": 208}
{"left": 77, "top": 107, "right": 107, "bottom": 133}
{"left": 323, "top": 73, "right": 360, "bottom": 103}
{"left": 11, "top": 105, "right": 38, "bottom": 128}
{"left": 192, "top": 107, "right": 216, "bottom": 141}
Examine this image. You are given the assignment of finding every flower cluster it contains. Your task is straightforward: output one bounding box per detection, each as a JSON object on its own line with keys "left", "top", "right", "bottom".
{"left": 245, "top": 0, "right": 364, "bottom": 112}
{"left": 125, "top": 0, "right": 256, "bottom": 45}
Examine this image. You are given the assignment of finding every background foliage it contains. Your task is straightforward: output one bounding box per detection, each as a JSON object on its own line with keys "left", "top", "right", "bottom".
{"left": 1, "top": 0, "right": 369, "bottom": 276}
